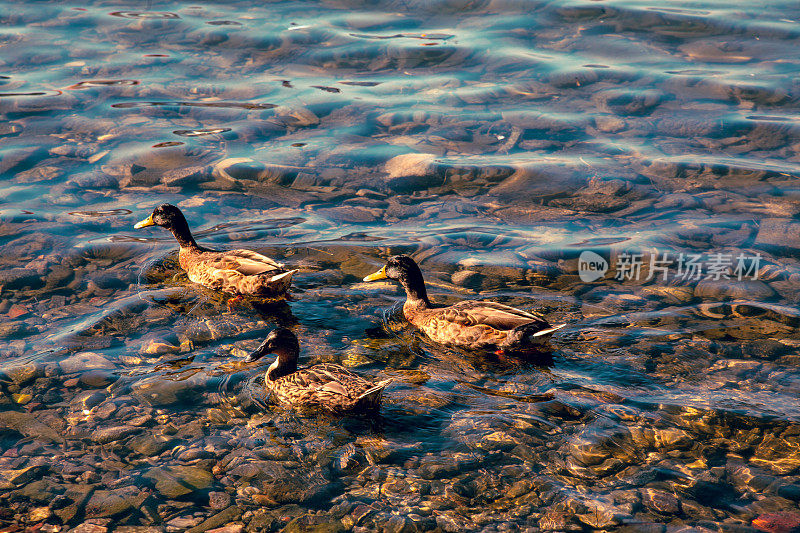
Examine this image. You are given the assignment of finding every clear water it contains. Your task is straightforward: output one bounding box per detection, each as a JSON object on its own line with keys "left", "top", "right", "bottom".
{"left": 1, "top": 0, "right": 800, "bottom": 530}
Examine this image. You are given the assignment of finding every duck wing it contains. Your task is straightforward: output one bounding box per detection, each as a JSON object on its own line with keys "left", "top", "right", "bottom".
{"left": 206, "top": 249, "right": 284, "bottom": 276}
{"left": 284, "top": 363, "right": 368, "bottom": 399}
{"left": 440, "top": 300, "right": 550, "bottom": 331}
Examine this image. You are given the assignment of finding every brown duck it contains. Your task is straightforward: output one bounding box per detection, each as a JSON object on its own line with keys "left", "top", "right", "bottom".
{"left": 246, "top": 328, "right": 390, "bottom": 413}
{"left": 363, "top": 255, "right": 565, "bottom": 355}
{"left": 134, "top": 204, "right": 296, "bottom": 298}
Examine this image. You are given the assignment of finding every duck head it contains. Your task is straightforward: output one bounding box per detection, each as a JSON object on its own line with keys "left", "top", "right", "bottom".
{"left": 134, "top": 204, "right": 197, "bottom": 248}
{"left": 246, "top": 327, "right": 299, "bottom": 380}
{"left": 363, "top": 254, "right": 430, "bottom": 304}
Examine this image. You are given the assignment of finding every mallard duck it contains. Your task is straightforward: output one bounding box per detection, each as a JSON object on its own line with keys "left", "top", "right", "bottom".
{"left": 363, "top": 255, "right": 565, "bottom": 355}
{"left": 134, "top": 204, "right": 297, "bottom": 298}
{"left": 245, "top": 328, "right": 390, "bottom": 413}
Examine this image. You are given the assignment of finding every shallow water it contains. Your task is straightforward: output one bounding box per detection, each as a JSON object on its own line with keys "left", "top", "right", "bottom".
{"left": 2, "top": 0, "right": 800, "bottom": 531}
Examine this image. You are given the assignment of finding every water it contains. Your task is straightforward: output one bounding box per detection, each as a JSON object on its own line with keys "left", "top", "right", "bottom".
{"left": 1, "top": 0, "right": 800, "bottom": 530}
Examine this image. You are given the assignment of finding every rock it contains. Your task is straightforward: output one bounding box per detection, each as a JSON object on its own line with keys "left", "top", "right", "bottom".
{"left": 451, "top": 269, "right": 482, "bottom": 289}
{"left": 274, "top": 105, "right": 320, "bottom": 126}
{"left": 28, "top": 506, "right": 51, "bottom": 522}
{"left": 145, "top": 465, "right": 213, "bottom": 498}
{"left": 383, "top": 153, "right": 441, "bottom": 192}
{"left": 15, "top": 165, "right": 64, "bottom": 183}
{"left": 593, "top": 89, "right": 663, "bottom": 115}
{"left": 0, "top": 267, "right": 43, "bottom": 290}
{"left": 92, "top": 425, "right": 140, "bottom": 444}
{"left": 73, "top": 391, "right": 106, "bottom": 409}
{"left": 640, "top": 488, "right": 681, "bottom": 515}
{"left": 53, "top": 484, "right": 95, "bottom": 523}
{"left": 694, "top": 279, "right": 775, "bottom": 300}
{"left": 142, "top": 340, "right": 180, "bottom": 355}
{"left": 0, "top": 465, "right": 48, "bottom": 487}
{"left": 161, "top": 165, "right": 211, "bottom": 187}
{"left": 12, "top": 393, "right": 32, "bottom": 404}
{"left": 131, "top": 375, "right": 205, "bottom": 406}
{"left": 116, "top": 147, "right": 213, "bottom": 187}
{"left": 129, "top": 434, "right": 175, "bottom": 456}
{"left": 595, "top": 116, "right": 625, "bottom": 133}
{"left": 7, "top": 303, "right": 29, "bottom": 318}
{"left": 70, "top": 523, "right": 108, "bottom": 533}
{"left": 85, "top": 486, "right": 141, "bottom": 517}
{"left": 59, "top": 352, "right": 115, "bottom": 374}
{"left": 3, "top": 361, "right": 43, "bottom": 384}
{"left": 209, "top": 491, "right": 231, "bottom": 510}
{"left": 755, "top": 219, "right": 800, "bottom": 252}
{"left": 417, "top": 457, "right": 464, "bottom": 480}
{"left": 207, "top": 526, "right": 244, "bottom": 533}
{"left": 79, "top": 369, "right": 117, "bottom": 388}
{"left": 262, "top": 468, "right": 336, "bottom": 506}
{"left": 0, "top": 320, "right": 35, "bottom": 337}
{"left": 383, "top": 514, "right": 414, "bottom": 533}
{"left": 185, "top": 506, "right": 242, "bottom": 533}
{"left": 777, "top": 484, "right": 800, "bottom": 501}
{"left": 19, "top": 479, "right": 61, "bottom": 503}
{"left": 282, "top": 514, "right": 344, "bottom": 533}
{"left": 167, "top": 516, "right": 203, "bottom": 530}
{"left": 0, "top": 411, "right": 63, "bottom": 443}
{"left": 751, "top": 434, "right": 800, "bottom": 475}
{"left": 752, "top": 512, "right": 800, "bottom": 533}
{"left": 213, "top": 157, "right": 288, "bottom": 183}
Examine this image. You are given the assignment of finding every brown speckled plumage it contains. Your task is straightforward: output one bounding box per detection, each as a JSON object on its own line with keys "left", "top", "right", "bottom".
{"left": 246, "top": 328, "right": 390, "bottom": 413}
{"left": 364, "top": 255, "right": 565, "bottom": 354}
{"left": 135, "top": 204, "right": 296, "bottom": 297}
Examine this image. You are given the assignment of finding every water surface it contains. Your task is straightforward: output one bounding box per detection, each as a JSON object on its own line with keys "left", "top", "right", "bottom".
{"left": 1, "top": 0, "right": 800, "bottom": 531}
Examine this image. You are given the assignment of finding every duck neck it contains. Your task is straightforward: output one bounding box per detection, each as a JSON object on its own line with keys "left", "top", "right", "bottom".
{"left": 169, "top": 215, "right": 200, "bottom": 250}
{"left": 265, "top": 349, "right": 298, "bottom": 382}
{"left": 399, "top": 272, "right": 431, "bottom": 309}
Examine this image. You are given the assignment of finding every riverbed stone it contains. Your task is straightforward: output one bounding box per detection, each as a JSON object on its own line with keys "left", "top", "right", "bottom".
{"left": 694, "top": 279, "right": 775, "bottom": 300}
{"left": 85, "top": 486, "right": 141, "bottom": 517}
{"left": 384, "top": 153, "right": 442, "bottom": 192}
{"left": 755, "top": 219, "right": 800, "bottom": 252}
{"left": 185, "top": 506, "right": 242, "bottom": 533}
{"left": 640, "top": 488, "right": 681, "bottom": 515}
{"left": 3, "top": 361, "right": 44, "bottom": 384}
{"left": 0, "top": 411, "right": 63, "bottom": 443}
{"left": 144, "top": 465, "right": 214, "bottom": 498}
{"left": 92, "top": 425, "right": 140, "bottom": 444}
{"left": 60, "top": 352, "right": 115, "bottom": 374}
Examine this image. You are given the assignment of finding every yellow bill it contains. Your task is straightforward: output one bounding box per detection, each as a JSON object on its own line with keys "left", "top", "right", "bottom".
{"left": 363, "top": 266, "right": 387, "bottom": 282}
{"left": 134, "top": 214, "right": 155, "bottom": 229}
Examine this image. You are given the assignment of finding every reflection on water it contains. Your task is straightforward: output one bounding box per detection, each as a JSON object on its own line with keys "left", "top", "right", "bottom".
{"left": 1, "top": 0, "right": 800, "bottom": 530}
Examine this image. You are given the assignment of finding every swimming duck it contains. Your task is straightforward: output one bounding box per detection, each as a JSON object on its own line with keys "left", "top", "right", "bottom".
{"left": 134, "top": 204, "right": 297, "bottom": 298}
{"left": 246, "top": 328, "right": 390, "bottom": 413}
{"left": 363, "top": 255, "right": 565, "bottom": 355}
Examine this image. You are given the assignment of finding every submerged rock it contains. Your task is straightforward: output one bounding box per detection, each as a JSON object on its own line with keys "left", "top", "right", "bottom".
{"left": 144, "top": 465, "right": 214, "bottom": 498}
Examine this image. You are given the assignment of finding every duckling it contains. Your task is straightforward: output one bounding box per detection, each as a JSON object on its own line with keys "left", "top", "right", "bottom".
{"left": 246, "top": 328, "right": 390, "bottom": 413}
{"left": 363, "top": 255, "right": 565, "bottom": 355}
{"left": 134, "top": 204, "right": 297, "bottom": 298}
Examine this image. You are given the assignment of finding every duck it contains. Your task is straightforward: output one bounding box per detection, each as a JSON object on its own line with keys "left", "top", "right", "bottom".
{"left": 363, "top": 255, "right": 565, "bottom": 355}
{"left": 245, "top": 328, "right": 390, "bottom": 413}
{"left": 134, "top": 204, "right": 297, "bottom": 299}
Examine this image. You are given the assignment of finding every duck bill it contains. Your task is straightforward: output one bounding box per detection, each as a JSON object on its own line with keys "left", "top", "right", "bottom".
{"left": 245, "top": 341, "right": 271, "bottom": 363}
{"left": 134, "top": 214, "right": 155, "bottom": 229}
{"left": 363, "top": 266, "right": 387, "bottom": 282}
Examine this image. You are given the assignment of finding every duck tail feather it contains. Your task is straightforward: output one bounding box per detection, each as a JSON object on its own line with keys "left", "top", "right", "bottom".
{"left": 355, "top": 379, "right": 391, "bottom": 406}
{"left": 532, "top": 323, "right": 567, "bottom": 337}
{"left": 268, "top": 269, "right": 298, "bottom": 283}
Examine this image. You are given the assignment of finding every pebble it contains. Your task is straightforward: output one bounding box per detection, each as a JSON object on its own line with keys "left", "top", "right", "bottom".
{"left": 59, "top": 352, "right": 115, "bottom": 374}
